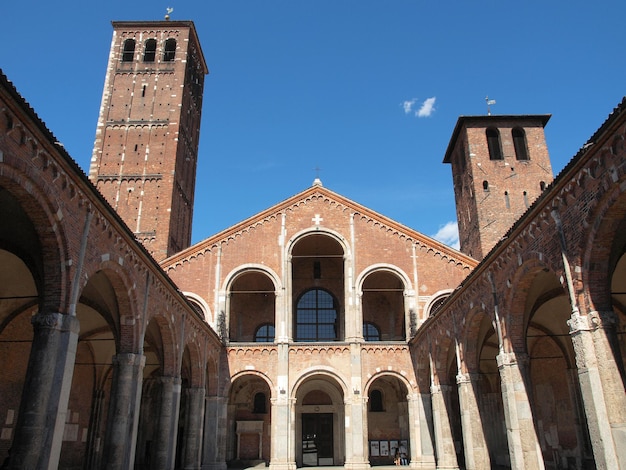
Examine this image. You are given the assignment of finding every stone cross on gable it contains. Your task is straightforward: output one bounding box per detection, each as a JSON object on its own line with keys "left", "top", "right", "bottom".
{"left": 312, "top": 214, "right": 323, "bottom": 225}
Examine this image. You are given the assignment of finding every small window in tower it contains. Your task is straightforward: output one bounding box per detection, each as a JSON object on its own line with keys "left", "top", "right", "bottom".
{"left": 504, "top": 191, "right": 510, "bottom": 209}
{"left": 142, "top": 85, "right": 146, "bottom": 97}
{"left": 486, "top": 128, "right": 503, "bottom": 160}
{"left": 483, "top": 180, "right": 489, "bottom": 191}
{"left": 163, "top": 38, "right": 176, "bottom": 61}
{"left": 369, "top": 389, "right": 384, "bottom": 412}
{"left": 523, "top": 191, "right": 529, "bottom": 208}
{"left": 122, "top": 39, "right": 136, "bottom": 62}
{"left": 540, "top": 181, "right": 546, "bottom": 191}
{"left": 513, "top": 127, "right": 529, "bottom": 161}
{"left": 143, "top": 39, "right": 157, "bottom": 62}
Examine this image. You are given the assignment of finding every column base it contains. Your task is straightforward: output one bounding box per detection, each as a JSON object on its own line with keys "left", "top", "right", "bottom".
{"left": 268, "top": 461, "right": 297, "bottom": 470}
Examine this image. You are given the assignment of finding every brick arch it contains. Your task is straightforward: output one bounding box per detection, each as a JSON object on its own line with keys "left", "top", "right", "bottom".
{"left": 181, "top": 333, "right": 204, "bottom": 388}
{"left": 413, "top": 343, "right": 431, "bottom": 393}
{"left": 82, "top": 260, "right": 142, "bottom": 352}
{"left": 287, "top": 227, "right": 351, "bottom": 259}
{"left": 229, "top": 370, "right": 275, "bottom": 397}
{"left": 500, "top": 256, "right": 558, "bottom": 352}
{"left": 292, "top": 366, "right": 349, "bottom": 399}
{"left": 355, "top": 264, "right": 413, "bottom": 293}
{"left": 363, "top": 370, "right": 413, "bottom": 397}
{"left": 0, "top": 167, "right": 68, "bottom": 315}
{"left": 145, "top": 309, "right": 179, "bottom": 377}
{"left": 222, "top": 264, "right": 282, "bottom": 293}
{"left": 431, "top": 333, "right": 456, "bottom": 386}
{"left": 582, "top": 172, "right": 626, "bottom": 311}
{"left": 461, "top": 307, "right": 494, "bottom": 372}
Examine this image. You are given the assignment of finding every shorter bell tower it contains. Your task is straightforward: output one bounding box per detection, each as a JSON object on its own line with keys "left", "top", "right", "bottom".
{"left": 443, "top": 114, "right": 553, "bottom": 260}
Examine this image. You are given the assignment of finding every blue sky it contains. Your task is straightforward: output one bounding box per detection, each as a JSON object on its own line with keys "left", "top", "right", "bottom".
{"left": 2, "top": 1, "right": 625, "bottom": 249}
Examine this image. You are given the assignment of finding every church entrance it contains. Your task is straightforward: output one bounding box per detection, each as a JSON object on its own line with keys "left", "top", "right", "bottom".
{"left": 302, "top": 413, "right": 333, "bottom": 466}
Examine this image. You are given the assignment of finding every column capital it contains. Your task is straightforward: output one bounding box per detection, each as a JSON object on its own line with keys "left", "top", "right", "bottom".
{"left": 112, "top": 352, "right": 145, "bottom": 367}
{"left": 31, "top": 311, "right": 80, "bottom": 334}
{"left": 569, "top": 310, "right": 617, "bottom": 334}
{"left": 496, "top": 351, "right": 529, "bottom": 368}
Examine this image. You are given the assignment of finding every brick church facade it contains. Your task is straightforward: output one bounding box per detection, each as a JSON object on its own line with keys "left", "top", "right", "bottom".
{"left": 0, "top": 19, "right": 625, "bottom": 470}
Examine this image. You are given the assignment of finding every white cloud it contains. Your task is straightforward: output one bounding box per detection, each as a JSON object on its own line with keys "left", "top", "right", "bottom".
{"left": 402, "top": 98, "right": 417, "bottom": 114}
{"left": 432, "top": 221, "right": 459, "bottom": 250}
{"left": 417, "top": 96, "right": 436, "bottom": 118}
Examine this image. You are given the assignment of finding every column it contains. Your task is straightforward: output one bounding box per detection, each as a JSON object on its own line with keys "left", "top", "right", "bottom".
{"left": 102, "top": 352, "right": 145, "bottom": 470}
{"left": 456, "top": 373, "right": 489, "bottom": 470}
{"left": 85, "top": 388, "right": 106, "bottom": 469}
{"left": 9, "top": 312, "right": 79, "bottom": 470}
{"left": 569, "top": 310, "right": 626, "bottom": 469}
{"left": 182, "top": 387, "right": 206, "bottom": 469}
{"left": 344, "top": 393, "right": 368, "bottom": 470}
{"left": 496, "top": 351, "right": 543, "bottom": 470}
{"left": 201, "top": 395, "right": 227, "bottom": 470}
{"left": 430, "top": 384, "right": 459, "bottom": 469}
{"left": 154, "top": 375, "right": 182, "bottom": 469}
{"left": 269, "top": 396, "right": 295, "bottom": 470}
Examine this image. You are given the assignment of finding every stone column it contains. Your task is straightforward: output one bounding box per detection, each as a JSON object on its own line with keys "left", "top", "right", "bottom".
{"left": 409, "top": 391, "right": 435, "bottom": 468}
{"left": 182, "top": 387, "right": 206, "bottom": 469}
{"left": 456, "top": 373, "right": 489, "bottom": 470}
{"left": 85, "top": 388, "right": 106, "bottom": 470}
{"left": 344, "top": 393, "right": 368, "bottom": 470}
{"left": 496, "top": 351, "right": 543, "bottom": 470}
{"left": 154, "top": 375, "right": 182, "bottom": 469}
{"left": 8, "top": 312, "right": 79, "bottom": 470}
{"left": 201, "top": 396, "right": 228, "bottom": 470}
{"left": 569, "top": 310, "right": 626, "bottom": 469}
{"left": 430, "top": 384, "right": 459, "bottom": 469}
{"left": 269, "top": 396, "right": 295, "bottom": 470}
{"left": 102, "top": 352, "right": 146, "bottom": 470}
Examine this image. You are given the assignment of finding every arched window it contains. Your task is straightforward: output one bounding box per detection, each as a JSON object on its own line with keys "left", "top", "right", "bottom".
{"left": 253, "top": 392, "right": 267, "bottom": 414}
{"left": 513, "top": 127, "right": 529, "bottom": 160}
{"left": 504, "top": 191, "right": 510, "bottom": 209}
{"left": 122, "top": 39, "right": 136, "bottom": 62}
{"left": 295, "top": 289, "right": 338, "bottom": 342}
{"left": 486, "top": 128, "right": 503, "bottom": 160}
{"left": 540, "top": 181, "right": 546, "bottom": 191}
{"left": 363, "top": 322, "right": 381, "bottom": 341}
{"left": 163, "top": 38, "right": 176, "bottom": 61}
{"left": 255, "top": 323, "right": 275, "bottom": 342}
{"left": 482, "top": 180, "right": 489, "bottom": 191}
{"left": 369, "top": 389, "right": 384, "bottom": 412}
{"left": 143, "top": 39, "right": 157, "bottom": 62}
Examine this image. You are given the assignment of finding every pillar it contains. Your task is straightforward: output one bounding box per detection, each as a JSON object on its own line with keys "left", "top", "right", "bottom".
{"left": 9, "top": 312, "right": 79, "bottom": 470}
{"left": 102, "top": 352, "right": 145, "bottom": 470}
{"left": 85, "top": 388, "right": 106, "bottom": 469}
{"left": 496, "top": 351, "right": 543, "bottom": 470}
{"left": 154, "top": 375, "right": 182, "bottom": 469}
{"left": 202, "top": 396, "right": 227, "bottom": 470}
{"left": 456, "top": 373, "right": 489, "bottom": 470}
{"left": 569, "top": 310, "right": 626, "bottom": 468}
{"left": 182, "top": 387, "right": 206, "bottom": 469}
{"left": 430, "top": 384, "right": 459, "bottom": 469}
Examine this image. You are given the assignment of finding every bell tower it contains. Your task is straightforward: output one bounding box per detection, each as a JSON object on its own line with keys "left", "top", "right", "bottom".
{"left": 89, "top": 20, "right": 208, "bottom": 260}
{"left": 443, "top": 114, "right": 553, "bottom": 260}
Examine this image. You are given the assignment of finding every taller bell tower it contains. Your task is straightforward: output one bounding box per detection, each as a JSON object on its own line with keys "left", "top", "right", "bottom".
{"left": 89, "top": 20, "right": 208, "bottom": 260}
{"left": 443, "top": 115, "right": 554, "bottom": 260}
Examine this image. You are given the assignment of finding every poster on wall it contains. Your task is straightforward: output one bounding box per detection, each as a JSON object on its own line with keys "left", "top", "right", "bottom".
{"left": 390, "top": 440, "right": 399, "bottom": 456}
{"left": 380, "top": 440, "right": 389, "bottom": 456}
{"left": 370, "top": 441, "right": 380, "bottom": 457}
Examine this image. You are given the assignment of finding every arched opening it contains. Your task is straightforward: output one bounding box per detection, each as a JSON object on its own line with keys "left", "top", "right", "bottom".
{"left": 366, "top": 376, "right": 410, "bottom": 466}
{"left": 486, "top": 128, "right": 503, "bottom": 161}
{"left": 226, "top": 375, "right": 272, "bottom": 466}
{"left": 229, "top": 271, "right": 275, "bottom": 343}
{"left": 524, "top": 269, "right": 593, "bottom": 467}
{"left": 295, "top": 376, "right": 345, "bottom": 467}
{"left": 292, "top": 234, "right": 345, "bottom": 342}
{"left": 361, "top": 271, "right": 405, "bottom": 341}
{"left": 512, "top": 127, "right": 529, "bottom": 161}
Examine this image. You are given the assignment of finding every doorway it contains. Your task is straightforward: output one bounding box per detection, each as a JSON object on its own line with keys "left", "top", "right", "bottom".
{"left": 302, "top": 413, "right": 333, "bottom": 466}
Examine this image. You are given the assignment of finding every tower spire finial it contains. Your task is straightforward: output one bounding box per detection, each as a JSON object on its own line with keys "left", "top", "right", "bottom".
{"left": 485, "top": 96, "right": 496, "bottom": 116}
{"left": 165, "top": 7, "right": 174, "bottom": 20}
